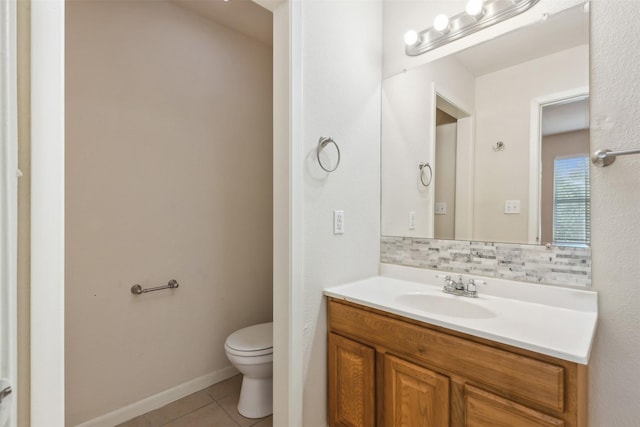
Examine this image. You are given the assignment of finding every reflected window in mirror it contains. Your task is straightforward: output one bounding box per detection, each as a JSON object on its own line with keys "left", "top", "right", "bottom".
{"left": 540, "top": 97, "right": 590, "bottom": 247}
{"left": 552, "top": 155, "right": 590, "bottom": 246}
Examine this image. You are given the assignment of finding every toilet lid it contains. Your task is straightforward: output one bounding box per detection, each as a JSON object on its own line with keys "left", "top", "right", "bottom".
{"left": 225, "top": 322, "right": 273, "bottom": 354}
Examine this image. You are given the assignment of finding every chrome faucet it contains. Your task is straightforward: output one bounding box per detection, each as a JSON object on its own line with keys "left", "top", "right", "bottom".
{"left": 454, "top": 275, "right": 465, "bottom": 291}
{"left": 438, "top": 274, "right": 484, "bottom": 298}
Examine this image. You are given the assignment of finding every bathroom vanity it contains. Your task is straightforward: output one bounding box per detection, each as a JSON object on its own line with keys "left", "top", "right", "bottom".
{"left": 325, "top": 270, "right": 597, "bottom": 427}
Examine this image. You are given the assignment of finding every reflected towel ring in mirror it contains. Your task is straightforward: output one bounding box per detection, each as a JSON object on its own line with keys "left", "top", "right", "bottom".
{"left": 419, "top": 162, "right": 433, "bottom": 186}
{"left": 317, "top": 136, "right": 341, "bottom": 172}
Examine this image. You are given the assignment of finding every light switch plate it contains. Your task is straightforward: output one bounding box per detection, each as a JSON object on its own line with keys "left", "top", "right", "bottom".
{"left": 435, "top": 202, "right": 447, "bottom": 215}
{"left": 334, "top": 210, "right": 344, "bottom": 234}
{"left": 504, "top": 200, "right": 521, "bottom": 214}
{"left": 409, "top": 211, "right": 416, "bottom": 230}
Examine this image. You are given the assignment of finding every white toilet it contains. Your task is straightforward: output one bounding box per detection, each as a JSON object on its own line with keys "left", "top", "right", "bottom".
{"left": 224, "top": 322, "right": 273, "bottom": 419}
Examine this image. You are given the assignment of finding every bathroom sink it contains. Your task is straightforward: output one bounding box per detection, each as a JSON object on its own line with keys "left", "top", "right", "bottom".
{"left": 394, "top": 293, "right": 496, "bottom": 319}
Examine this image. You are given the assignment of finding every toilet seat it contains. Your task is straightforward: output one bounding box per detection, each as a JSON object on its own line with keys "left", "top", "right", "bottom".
{"left": 225, "top": 322, "right": 273, "bottom": 357}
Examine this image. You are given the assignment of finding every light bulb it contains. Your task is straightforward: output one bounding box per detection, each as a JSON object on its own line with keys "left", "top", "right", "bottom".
{"left": 404, "top": 30, "right": 419, "bottom": 46}
{"left": 433, "top": 14, "right": 450, "bottom": 34}
{"left": 465, "top": 0, "right": 485, "bottom": 18}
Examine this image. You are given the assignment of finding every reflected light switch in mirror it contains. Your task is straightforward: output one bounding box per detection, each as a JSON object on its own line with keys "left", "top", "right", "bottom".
{"left": 504, "top": 200, "right": 521, "bottom": 214}
{"left": 435, "top": 202, "right": 447, "bottom": 215}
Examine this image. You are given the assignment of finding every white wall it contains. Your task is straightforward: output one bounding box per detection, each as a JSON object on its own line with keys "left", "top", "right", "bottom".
{"left": 473, "top": 45, "right": 588, "bottom": 243}
{"left": 589, "top": 1, "right": 640, "bottom": 425}
{"left": 298, "top": 1, "right": 382, "bottom": 425}
{"left": 65, "top": 1, "right": 272, "bottom": 424}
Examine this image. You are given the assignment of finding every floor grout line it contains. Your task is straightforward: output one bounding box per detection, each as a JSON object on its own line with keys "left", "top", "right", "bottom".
{"left": 117, "top": 376, "right": 271, "bottom": 427}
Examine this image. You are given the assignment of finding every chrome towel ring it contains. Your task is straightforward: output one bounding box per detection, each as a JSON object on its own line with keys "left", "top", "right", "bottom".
{"left": 419, "top": 162, "right": 432, "bottom": 186}
{"left": 317, "top": 136, "right": 341, "bottom": 172}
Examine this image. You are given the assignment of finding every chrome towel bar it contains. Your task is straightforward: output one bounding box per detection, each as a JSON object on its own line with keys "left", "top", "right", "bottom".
{"left": 592, "top": 148, "right": 640, "bottom": 167}
{"left": 131, "top": 279, "right": 179, "bottom": 295}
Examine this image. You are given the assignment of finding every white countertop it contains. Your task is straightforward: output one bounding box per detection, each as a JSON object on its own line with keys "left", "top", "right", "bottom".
{"left": 324, "top": 266, "right": 598, "bottom": 364}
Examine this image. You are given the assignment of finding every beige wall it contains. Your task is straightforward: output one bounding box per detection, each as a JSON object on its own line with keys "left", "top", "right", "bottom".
{"left": 65, "top": 1, "right": 272, "bottom": 424}
{"left": 17, "top": 0, "right": 30, "bottom": 425}
{"left": 434, "top": 123, "right": 456, "bottom": 239}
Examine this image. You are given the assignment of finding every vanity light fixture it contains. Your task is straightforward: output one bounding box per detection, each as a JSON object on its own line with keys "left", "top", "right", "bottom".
{"left": 404, "top": 0, "right": 540, "bottom": 56}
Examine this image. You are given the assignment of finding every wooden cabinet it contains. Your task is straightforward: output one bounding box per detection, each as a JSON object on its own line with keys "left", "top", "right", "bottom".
{"left": 328, "top": 333, "right": 376, "bottom": 427}
{"left": 384, "top": 354, "right": 450, "bottom": 427}
{"left": 464, "top": 385, "right": 564, "bottom": 427}
{"left": 327, "top": 298, "right": 588, "bottom": 427}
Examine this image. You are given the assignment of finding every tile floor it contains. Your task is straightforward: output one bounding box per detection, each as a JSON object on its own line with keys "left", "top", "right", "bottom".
{"left": 117, "top": 375, "right": 272, "bottom": 427}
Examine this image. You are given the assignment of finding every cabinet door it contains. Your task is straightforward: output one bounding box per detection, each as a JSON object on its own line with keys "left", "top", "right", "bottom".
{"left": 464, "top": 384, "right": 564, "bottom": 427}
{"left": 328, "top": 333, "right": 376, "bottom": 427}
{"left": 384, "top": 354, "right": 450, "bottom": 427}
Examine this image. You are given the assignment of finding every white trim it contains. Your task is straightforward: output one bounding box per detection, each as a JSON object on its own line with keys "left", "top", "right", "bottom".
{"left": 0, "top": 0, "right": 19, "bottom": 425}
{"left": 426, "top": 83, "right": 438, "bottom": 237}
{"left": 529, "top": 86, "right": 589, "bottom": 245}
{"left": 272, "top": 1, "right": 303, "bottom": 425}
{"left": 251, "top": 0, "right": 285, "bottom": 13}
{"left": 73, "top": 366, "right": 238, "bottom": 427}
{"left": 288, "top": 0, "right": 304, "bottom": 424}
{"left": 30, "top": 0, "right": 65, "bottom": 425}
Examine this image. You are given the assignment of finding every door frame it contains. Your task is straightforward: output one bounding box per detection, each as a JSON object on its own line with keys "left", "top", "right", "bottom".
{"left": 0, "top": 0, "right": 19, "bottom": 425}
{"left": 528, "top": 86, "right": 589, "bottom": 245}
{"left": 30, "top": 0, "right": 65, "bottom": 425}
{"left": 29, "top": 2, "right": 304, "bottom": 426}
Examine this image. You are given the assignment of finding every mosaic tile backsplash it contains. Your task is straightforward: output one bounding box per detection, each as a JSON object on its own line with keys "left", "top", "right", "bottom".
{"left": 380, "top": 236, "right": 591, "bottom": 287}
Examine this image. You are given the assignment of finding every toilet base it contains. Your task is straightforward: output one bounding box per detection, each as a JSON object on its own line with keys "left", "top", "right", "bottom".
{"left": 238, "top": 376, "right": 273, "bottom": 419}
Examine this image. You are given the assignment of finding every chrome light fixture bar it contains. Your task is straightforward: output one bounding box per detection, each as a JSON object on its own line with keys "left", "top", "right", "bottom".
{"left": 405, "top": 0, "right": 540, "bottom": 56}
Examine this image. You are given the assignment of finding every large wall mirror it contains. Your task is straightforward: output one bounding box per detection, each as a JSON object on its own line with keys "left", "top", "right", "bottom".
{"left": 381, "top": 3, "right": 590, "bottom": 247}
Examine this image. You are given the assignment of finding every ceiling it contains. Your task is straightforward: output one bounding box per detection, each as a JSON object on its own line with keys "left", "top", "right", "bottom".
{"left": 171, "top": 0, "right": 273, "bottom": 45}
{"left": 453, "top": 3, "right": 589, "bottom": 77}
{"left": 542, "top": 97, "right": 589, "bottom": 136}
{"left": 450, "top": 3, "right": 590, "bottom": 136}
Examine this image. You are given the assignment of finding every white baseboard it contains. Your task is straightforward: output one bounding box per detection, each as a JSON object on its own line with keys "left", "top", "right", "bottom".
{"left": 74, "top": 365, "right": 239, "bottom": 427}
